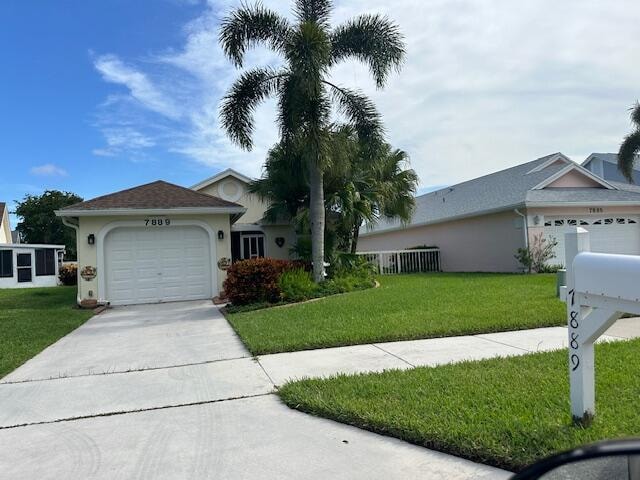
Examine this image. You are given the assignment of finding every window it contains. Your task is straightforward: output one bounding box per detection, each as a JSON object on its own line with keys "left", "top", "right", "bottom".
{"left": 580, "top": 220, "right": 589, "bottom": 225}
{"left": 241, "top": 234, "right": 265, "bottom": 260}
{"left": 554, "top": 219, "right": 564, "bottom": 226}
{"left": 629, "top": 218, "right": 637, "bottom": 224}
{"left": 35, "top": 249, "right": 56, "bottom": 276}
{"left": 0, "top": 250, "right": 12, "bottom": 278}
{"left": 616, "top": 218, "right": 626, "bottom": 224}
{"left": 593, "top": 219, "right": 602, "bottom": 225}
{"left": 544, "top": 221, "right": 552, "bottom": 226}
{"left": 604, "top": 218, "right": 614, "bottom": 225}
{"left": 16, "top": 253, "right": 32, "bottom": 283}
{"left": 567, "top": 219, "right": 577, "bottom": 226}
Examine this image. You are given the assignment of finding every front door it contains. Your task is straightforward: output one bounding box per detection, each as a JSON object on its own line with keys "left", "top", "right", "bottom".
{"left": 241, "top": 233, "right": 265, "bottom": 260}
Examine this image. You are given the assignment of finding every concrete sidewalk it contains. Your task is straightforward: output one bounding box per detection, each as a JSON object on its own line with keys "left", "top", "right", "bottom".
{"left": 258, "top": 321, "right": 639, "bottom": 385}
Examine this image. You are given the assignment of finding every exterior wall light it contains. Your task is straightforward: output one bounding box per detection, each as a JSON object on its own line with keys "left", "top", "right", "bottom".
{"left": 218, "top": 230, "right": 224, "bottom": 240}
{"left": 87, "top": 234, "right": 95, "bottom": 245}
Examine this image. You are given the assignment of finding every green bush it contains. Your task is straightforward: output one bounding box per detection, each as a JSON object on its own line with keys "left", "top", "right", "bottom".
{"left": 538, "top": 263, "right": 564, "bottom": 274}
{"left": 58, "top": 263, "right": 78, "bottom": 286}
{"left": 279, "top": 268, "right": 318, "bottom": 302}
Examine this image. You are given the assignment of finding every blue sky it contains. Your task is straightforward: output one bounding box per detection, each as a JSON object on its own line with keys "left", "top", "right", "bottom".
{"left": 2, "top": 0, "right": 639, "bottom": 227}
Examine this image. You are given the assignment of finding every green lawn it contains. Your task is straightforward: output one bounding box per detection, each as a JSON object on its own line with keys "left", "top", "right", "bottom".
{"left": 0, "top": 287, "right": 93, "bottom": 378}
{"left": 279, "top": 339, "right": 640, "bottom": 472}
{"left": 227, "top": 273, "right": 564, "bottom": 355}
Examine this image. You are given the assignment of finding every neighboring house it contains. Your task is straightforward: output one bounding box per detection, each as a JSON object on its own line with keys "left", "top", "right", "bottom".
{"left": 358, "top": 153, "right": 640, "bottom": 272}
{"left": 0, "top": 203, "right": 11, "bottom": 244}
{"left": 56, "top": 173, "right": 297, "bottom": 306}
{"left": 0, "top": 201, "right": 66, "bottom": 288}
{"left": 583, "top": 152, "right": 640, "bottom": 185}
{"left": 0, "top": 243, "right": 66, "bottom": 289}
{"left": 11, "top": 231, "right": 21, "bottom": 243}
{"left": 191, "top": 169, "right": 296, "bottom": 262}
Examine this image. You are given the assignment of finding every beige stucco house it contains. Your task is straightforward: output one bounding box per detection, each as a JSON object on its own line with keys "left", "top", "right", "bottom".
{"left": 358, "top": 153, "right": 640, "bottom": 272}
{"left": 56, "top": 170, "right": 296, "bottom": 306}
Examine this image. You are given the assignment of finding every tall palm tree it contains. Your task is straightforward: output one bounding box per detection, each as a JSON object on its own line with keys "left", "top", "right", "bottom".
{"left": 618, "top": 102, "right": 640, "bottom": 182}
{"left": 219, "top": 0, "right": 405, "bottom": 281}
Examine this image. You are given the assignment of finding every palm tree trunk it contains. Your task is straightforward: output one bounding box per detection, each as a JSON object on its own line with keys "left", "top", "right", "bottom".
{"left": 309, "top": 160, "right": 325, "bottom": 282}
{"left": 350, "top": 220, "right": 360, "bottom": 254}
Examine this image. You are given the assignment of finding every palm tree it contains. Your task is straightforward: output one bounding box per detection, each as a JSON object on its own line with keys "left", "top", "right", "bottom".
{"left": 250, "top": 125, "right": 417, "bottom": 255}
{"left": 618, "top": 102, "right": 640, "bottom": 182}
{"left": 219, "top": 0, "right": 405, "bottom": 281}
{"left": 326, "top": 130, "right": 418, "bottom": 253}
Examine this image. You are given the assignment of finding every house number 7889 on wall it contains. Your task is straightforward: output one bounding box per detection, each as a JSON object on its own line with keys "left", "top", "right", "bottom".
{"left": 144, "top": 218, "right": 171, "bottom": 226}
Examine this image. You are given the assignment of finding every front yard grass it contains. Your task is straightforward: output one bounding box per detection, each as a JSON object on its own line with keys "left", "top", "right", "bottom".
{"left": 227, "top": 273, "right": 564, "bottom": 355}
{"left": 279, "top": 339, "right": 640, "bottom": 472}
{"left": 0, "top": 287, "right": 93, "bottom": 378}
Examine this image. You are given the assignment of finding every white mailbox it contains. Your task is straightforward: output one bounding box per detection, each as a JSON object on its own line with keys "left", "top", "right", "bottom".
{"left": 565, "top": 231, "right": 640, "bottom": 424}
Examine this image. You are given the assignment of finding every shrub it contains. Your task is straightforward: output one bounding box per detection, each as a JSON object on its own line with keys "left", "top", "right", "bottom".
{"left": 515, "top": 234, "right": 558, "bottom": 273}
{"left": 58, "top": 263, "right": 78, "bottom": 286}
{"left": 330, "top": 253, "right": 376, "bottom": 281}
{"left": 224, "top": 258, "right": 300, "bottom": 305}
{"left": 538, "top": 263, "right": 564, "bottom": 274}
{"left": 279, "top": 268, "right": 317, "bottom": 302}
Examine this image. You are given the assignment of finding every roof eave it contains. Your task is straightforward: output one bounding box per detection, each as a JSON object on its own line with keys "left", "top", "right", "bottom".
{"left": 190, "top": 168, "right": 254, "bottom": 191}
{"left": 359, "top": 202, "right": 527, "bottom": 237}
{"left": 55, "top": 206, "right": 247, "bottom": 217}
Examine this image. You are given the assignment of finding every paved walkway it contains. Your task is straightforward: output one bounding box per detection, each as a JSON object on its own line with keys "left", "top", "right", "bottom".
{"left": 0, "top": 301, "right": 508, "bottom": 479}
{"left": 257, "top": 321, "right": 638, "bottom": 385}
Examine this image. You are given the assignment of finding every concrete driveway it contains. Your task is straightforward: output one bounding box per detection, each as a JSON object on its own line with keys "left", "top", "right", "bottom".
{"left": 0, "top": 301, "right": 507, "bottom": 479}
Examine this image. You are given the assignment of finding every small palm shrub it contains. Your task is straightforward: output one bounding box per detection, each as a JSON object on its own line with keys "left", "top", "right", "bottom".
{"left": 58, "top": 263, "right": 78, "bottom": 286}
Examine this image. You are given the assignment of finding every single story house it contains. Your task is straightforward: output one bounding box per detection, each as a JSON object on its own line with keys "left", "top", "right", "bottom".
{"left": 0, "top": 203, "right": 65, "bottom": 288}
{"left": 56, "top": 171, "right": 297, "bottom": 306}
{"left": 358, "top": 153, "right": 640, "bottom": 272}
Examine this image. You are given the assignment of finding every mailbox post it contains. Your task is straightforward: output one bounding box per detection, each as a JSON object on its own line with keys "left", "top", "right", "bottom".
{"left": 564, "top": 228, "right": 640, "bottom": 424}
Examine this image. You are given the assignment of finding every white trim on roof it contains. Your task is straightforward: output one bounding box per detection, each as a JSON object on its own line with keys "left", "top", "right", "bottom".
{"left": 526, "top": 153, "right": 572, "bottom": 174}
{"left": 190, "top": 168, "right": 254, "bottom": 191}
{"left": 55, "top": 206, "right": 247, "bottom": 217}
{"left": 531, "top": 164, "right": 617, "bottom": 190}
{"left": 0, "top": 243, "right": 65, "bottom": 249}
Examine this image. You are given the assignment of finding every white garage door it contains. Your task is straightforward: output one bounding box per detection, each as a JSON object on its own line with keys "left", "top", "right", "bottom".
{"left": 543, "top": 216, "right": 640, "bottom": 265}
{"left": 105, "top": 226, "right": 213, "bottom": 305}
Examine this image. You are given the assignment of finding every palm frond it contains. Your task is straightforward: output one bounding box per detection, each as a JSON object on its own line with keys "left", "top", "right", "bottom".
{"left": 326, "top": 83, "right": 383, "bottom": 141}
{"left": 631, "top": 102, "right": 640, "bottom": 126}
{"left": 219, "top": 4, "right": 292, "bottom": 67}
{"left": 618, "top": 129, "right": 640, "bottom": 183}
{"left": 331, "top": 14, "right": 405, "bottom": 88}
{"left": 219, "top": 68, "right": 286, "bottom": 150}
{"left": 294, "top": 0, "right": 332, "bottom": 26}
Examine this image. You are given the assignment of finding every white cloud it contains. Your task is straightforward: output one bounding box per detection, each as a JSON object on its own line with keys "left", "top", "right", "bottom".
{"left": 30, "top": 164, "right": 68, "bottom": 177}
{"left": 94, "top": 54, "right": 181, "bottom": 120}
{"left": 91, "top": 0, "right": 640, "bottom": 186}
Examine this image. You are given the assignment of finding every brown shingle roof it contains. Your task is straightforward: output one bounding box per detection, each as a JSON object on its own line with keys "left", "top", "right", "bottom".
{"left": 62, "top": 180, "right": 243, "bottom": 211}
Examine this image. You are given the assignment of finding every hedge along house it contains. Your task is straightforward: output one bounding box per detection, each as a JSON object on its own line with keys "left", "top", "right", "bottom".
{"left": 56, "top": 181, "right": 246, "bottom": 306}
{"left": 190, "top": 169, "right": 297, "bottom": 262}
{"left": 358, "top": 153, "right": 640, "bottom": 272}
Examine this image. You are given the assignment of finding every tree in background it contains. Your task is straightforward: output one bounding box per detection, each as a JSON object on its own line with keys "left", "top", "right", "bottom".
{"left": 14, "top": 190, "right": 82, "bottom": 260}
{"left": 219, "top": 0, "right": 405, "bottom": 281}
{"left": 250, "top": 125, "right": 418, "bottom": 258}
{"left": 618, "top": 101, "right": 640, "bottom": 183}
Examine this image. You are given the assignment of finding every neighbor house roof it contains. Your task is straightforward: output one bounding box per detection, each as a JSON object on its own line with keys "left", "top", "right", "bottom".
{"left": 363, "top": 153, "right": 640, "bottom": 236}
{"left": 58, "top": 180, "right": 246, "bottom": 216}
{"left": 0, "top": 203, "right": 5, "bottom": 222}
{"left": 190, "top": 168, "right": 253, "bottom": 191}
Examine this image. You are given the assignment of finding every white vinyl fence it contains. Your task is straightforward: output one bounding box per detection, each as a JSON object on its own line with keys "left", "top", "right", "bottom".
{"left": 357, "top": 248, "right": 441, "bottom": 274}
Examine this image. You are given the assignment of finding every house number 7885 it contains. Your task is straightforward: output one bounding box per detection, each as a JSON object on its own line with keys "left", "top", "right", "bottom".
{"left": 144, "top": 218, "right": 171, "bottom": 226}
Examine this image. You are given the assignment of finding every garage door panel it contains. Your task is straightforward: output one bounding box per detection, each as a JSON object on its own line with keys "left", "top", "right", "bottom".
{"left": 105, "top": 226, "right": 213, "bottom": 306}
{"left": 543, "top": 215, "right": 640, "bottom": 265}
